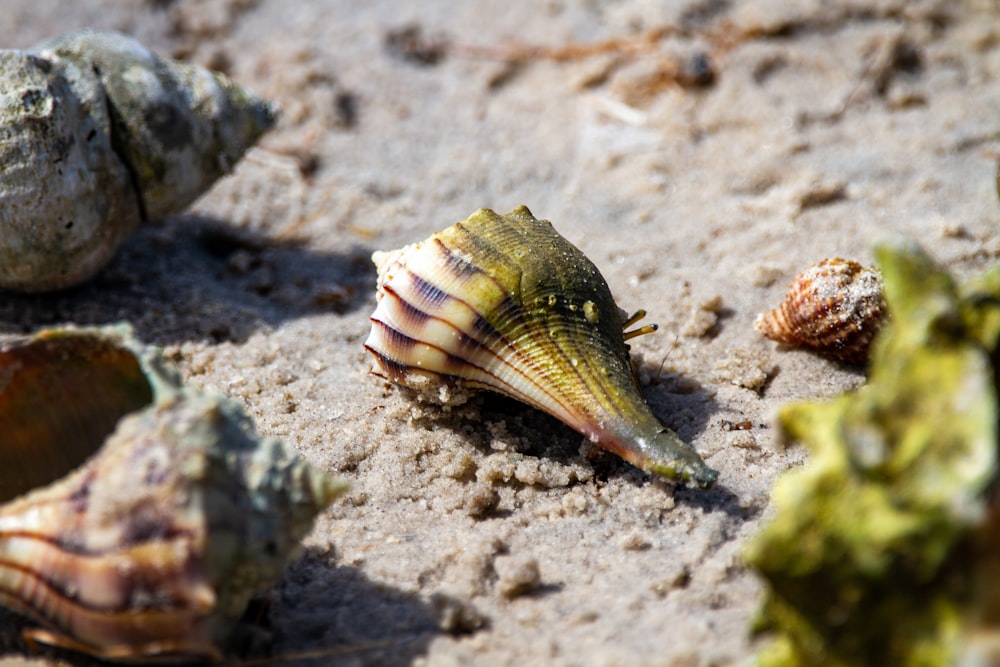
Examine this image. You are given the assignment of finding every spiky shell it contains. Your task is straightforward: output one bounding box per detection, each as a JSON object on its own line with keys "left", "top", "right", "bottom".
{"left": 0, "top": 325, "right": 346, "bottom": 663}
{"left": 0, "top": 31, "right": 276, "bottom": 292}
{"left": 364, "top": 206, "right": 718, "bottom": 488}
{"left": 755, "top": 258, "right": 886, "bottom": 365}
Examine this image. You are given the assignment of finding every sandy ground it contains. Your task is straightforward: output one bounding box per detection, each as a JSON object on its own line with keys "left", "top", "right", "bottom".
{"left": 2, "top": 0, "right": 1000, "bottom": 665}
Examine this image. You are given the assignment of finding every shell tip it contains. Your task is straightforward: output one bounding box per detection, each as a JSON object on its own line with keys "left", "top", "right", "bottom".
{"left": 691, "top": 464, "right": 719, "bottom": 489}
{"left": 221, "top": 79, "right": 279, "bottom": 153}
{"left": 754, "top": 310, "right": 776, "bottom": 337}
{"left": 639, "top": 429, "right": 719, "bottom": 488}
{"left": 646, "top": 459, "right": 719, "bottom": 488}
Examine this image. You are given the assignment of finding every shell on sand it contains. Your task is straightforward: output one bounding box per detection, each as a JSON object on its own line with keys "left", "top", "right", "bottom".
{"left": 364, "top": 206, "right": 718, "bottom": 488}
{"left": 0, "top": 30, "right": 276, "bottom": 292}
{"left": 755, "top": 258, "right": 886, "bottom": 365}
{"left": 0, "top": 325, "right": 346, "bottom": 663}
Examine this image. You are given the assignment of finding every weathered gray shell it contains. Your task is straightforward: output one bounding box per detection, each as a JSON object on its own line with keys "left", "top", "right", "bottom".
{"left": 0, "top": 325, "right": 346, "bottom": 663}
{"left": 0, "top": 30, "right": 276, "bottom": 292}
{"left": 755, "top": 258, "right": 886, "bottom": 364}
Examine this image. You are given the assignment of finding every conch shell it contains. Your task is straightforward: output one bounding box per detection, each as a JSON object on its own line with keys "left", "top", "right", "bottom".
{"left": 0, "top": 30, "right": 276, "bottom": 292}
{"left": 755, "top": 258, "right": 886, "bottom": 365}
{"left": 0, "top": 325, "right": 346, "bottom": 663}
{"left": 363, "top": 206, "right": 718, "bottom": 488}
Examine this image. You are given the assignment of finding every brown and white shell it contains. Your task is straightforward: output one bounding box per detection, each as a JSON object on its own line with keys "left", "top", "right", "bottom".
{"left": 0, "top": 325, "right": 346, "bottom": 663}
{"left": 755, "top": 258, "right": 886, "bottom": 365}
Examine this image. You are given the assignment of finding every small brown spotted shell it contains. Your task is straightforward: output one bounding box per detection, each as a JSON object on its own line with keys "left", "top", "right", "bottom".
{"left": 755, "top": 258, "right": 886, "bottom": 365}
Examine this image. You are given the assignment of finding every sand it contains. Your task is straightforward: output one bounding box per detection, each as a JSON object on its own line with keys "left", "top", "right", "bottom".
{"left": 1, "top": 0, "right": 999, "bottom": 665}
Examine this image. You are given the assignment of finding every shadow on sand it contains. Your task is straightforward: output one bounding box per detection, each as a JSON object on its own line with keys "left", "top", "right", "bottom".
{"left": 0, "top": 213, "right": 376, "bottom": 346}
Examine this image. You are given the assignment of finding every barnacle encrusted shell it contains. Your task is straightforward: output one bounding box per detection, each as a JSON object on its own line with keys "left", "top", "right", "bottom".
{"left": 0, "top": 30, "right": 276, "bottom": 292}
{"left": 0, "top": 325, "right": 346, "bottom": 663}
{"left": 364, "top": 206, "right": 718, "bottom": 488}
{"left": 755, "top": 258, "right": 886, "bottom": 365}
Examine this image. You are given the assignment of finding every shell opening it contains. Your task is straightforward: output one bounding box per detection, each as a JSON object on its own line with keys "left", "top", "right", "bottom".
{"left": 0, "top": 334, "right": 153, "bottom": 502}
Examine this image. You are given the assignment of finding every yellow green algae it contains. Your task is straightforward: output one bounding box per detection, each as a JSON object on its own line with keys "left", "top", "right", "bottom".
{"left": 747, "top": 239, "right": 1000, "bottom": 667}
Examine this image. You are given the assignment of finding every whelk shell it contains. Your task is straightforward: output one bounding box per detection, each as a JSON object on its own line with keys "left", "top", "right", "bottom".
{"left": 0, "top": 30, "right": 276, "bottom": 292}
{"left": 755, "top": 258, "right": 886, "bottom": 365}
{"left": 0, "top": 325, "right": 346, "bottom": 663}
{"left": 363, "top": 206, "right": 718, "bottom": 488}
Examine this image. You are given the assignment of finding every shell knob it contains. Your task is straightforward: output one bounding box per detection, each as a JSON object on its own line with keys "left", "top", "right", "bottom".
{"left": 755, "top": 258, "right": 886, "bottom": 365}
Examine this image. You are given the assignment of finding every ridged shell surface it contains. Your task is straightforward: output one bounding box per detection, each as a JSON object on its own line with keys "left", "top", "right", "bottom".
{"left": 37, "top": 31, "right": 276, "bottom": 221}
{"left": 755, "top": 258, "right": 886, "bottom": 364}
{"left": 0, "top": 30, "right": 276, "bottom": 292}
{"left": 364, "top": 206, "right": 717, "bottom": 488}
{"left": 0, "top": 326, "right": 346, "bottom": 663}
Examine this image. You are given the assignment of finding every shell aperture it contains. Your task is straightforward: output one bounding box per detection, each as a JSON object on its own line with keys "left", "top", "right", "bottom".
{"left": 365, "top": 206, "right": 718, "bottom": 488}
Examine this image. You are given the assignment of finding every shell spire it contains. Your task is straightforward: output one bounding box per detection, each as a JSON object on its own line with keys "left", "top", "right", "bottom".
{"left": 364, "top": 206, "right": 718, "bottom": 488}
{"left": 34, "top": 30, "right": 277, "bottom": 221}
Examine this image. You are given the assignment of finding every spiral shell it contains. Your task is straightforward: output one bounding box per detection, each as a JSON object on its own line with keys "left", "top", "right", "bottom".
{"left": 0, "top": 325, "right": 346, "bottom": 663}
{"left": 0, "top": 30, "right": 276, "bottom": 292}
{"left": 364, "top": 206, "right": 718, "bottom": 488}
{"left": 755, "top": 258, "right": 886, "bottom": 364}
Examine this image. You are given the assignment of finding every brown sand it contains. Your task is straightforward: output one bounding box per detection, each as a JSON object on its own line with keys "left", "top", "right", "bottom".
{"left": 2, "top": 1, "right": 999, "bottom": 665}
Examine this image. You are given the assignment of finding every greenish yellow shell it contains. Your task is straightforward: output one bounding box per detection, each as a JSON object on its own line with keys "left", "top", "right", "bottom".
{"left": 364, "top": 206, "right": 718, "bottom": 488}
